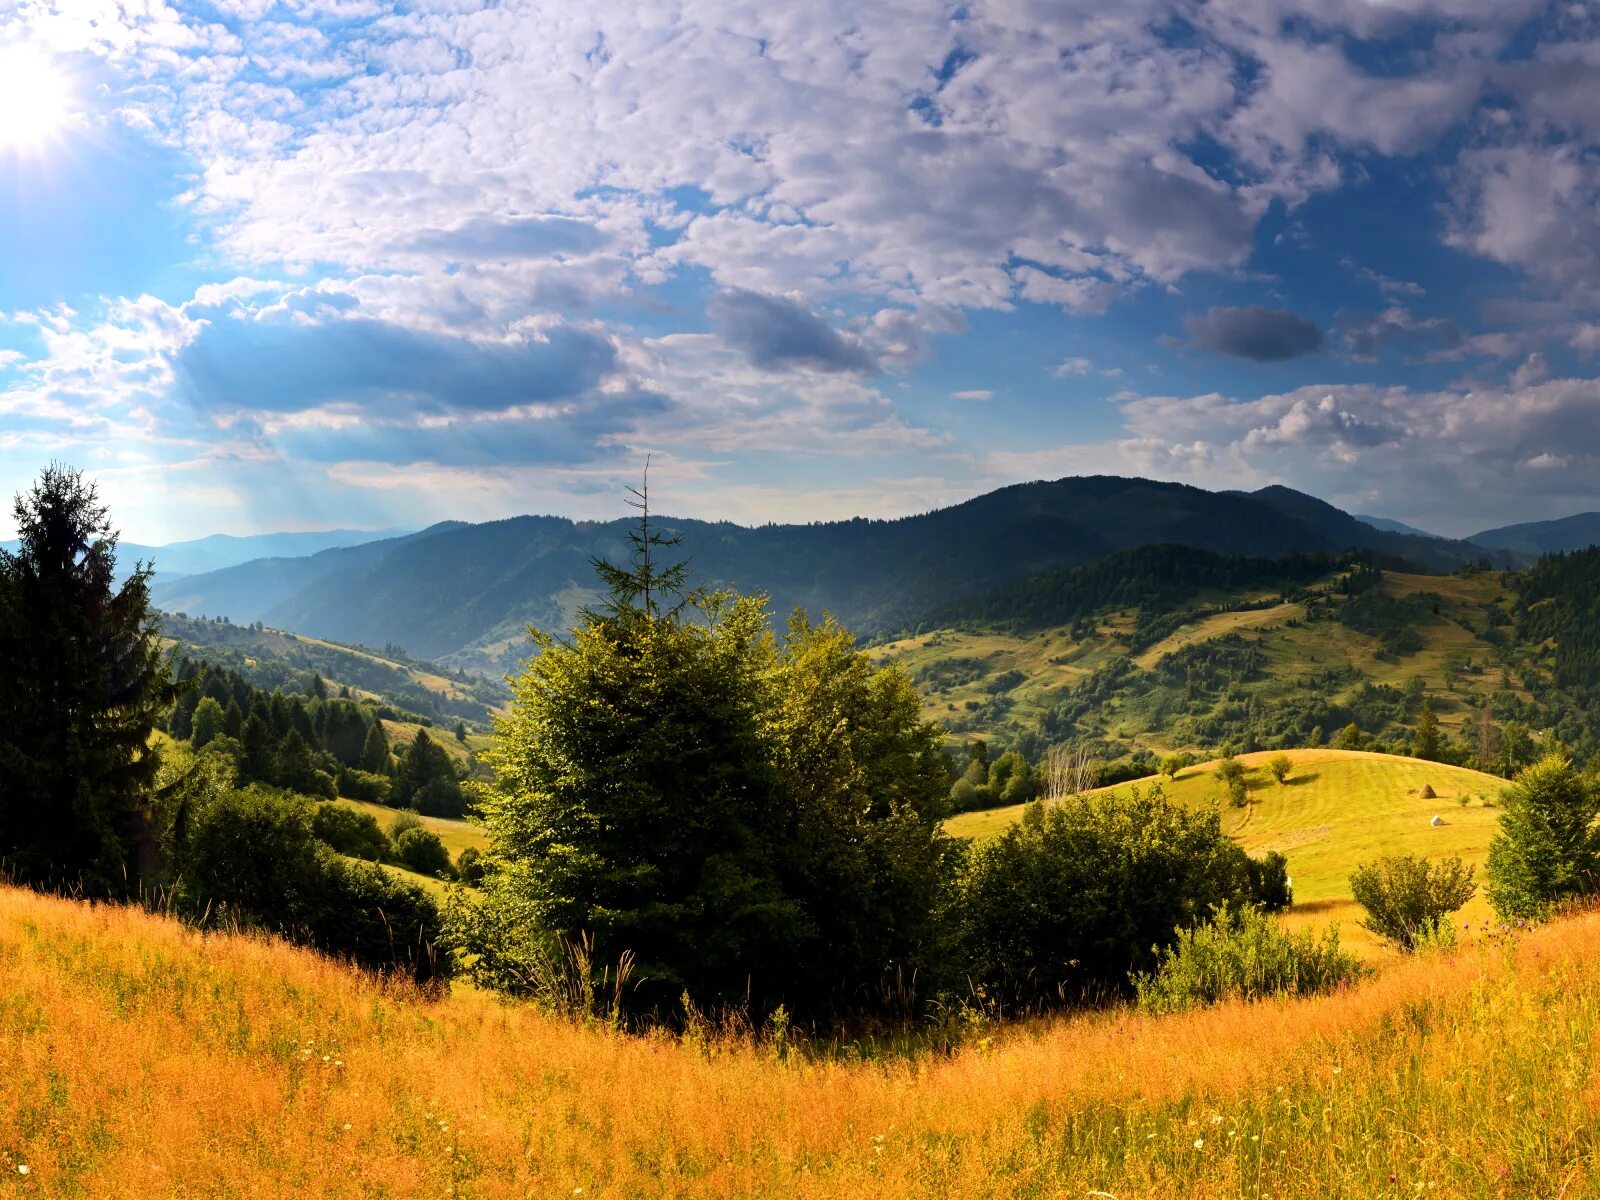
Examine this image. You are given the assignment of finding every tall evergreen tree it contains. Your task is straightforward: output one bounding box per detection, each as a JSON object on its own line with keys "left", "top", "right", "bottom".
{"left": 360, "top": 719, "right": 391, "bottom": 775}
{"left": 0, "top": 465, "right": 176, "bottom": 889}
{"left": 1411, "top": 698, "right": 1441, "bottom": 761}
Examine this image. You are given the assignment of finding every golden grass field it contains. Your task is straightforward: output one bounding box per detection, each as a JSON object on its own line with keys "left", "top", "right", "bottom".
{"left": 4, "top": 881, "right": 1600, "bottom": 1198}
{"left": 947, "top": 749, "right": 1508, "bottom": 955}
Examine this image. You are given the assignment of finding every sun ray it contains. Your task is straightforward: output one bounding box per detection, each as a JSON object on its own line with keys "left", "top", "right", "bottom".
{"left": 0, "top": 45, "right": 73, "bottom": 153}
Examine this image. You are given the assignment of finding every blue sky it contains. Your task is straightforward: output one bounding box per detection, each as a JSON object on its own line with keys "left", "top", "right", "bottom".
{"left": 3, "top": 0, "right": 1600, "bottom": 541}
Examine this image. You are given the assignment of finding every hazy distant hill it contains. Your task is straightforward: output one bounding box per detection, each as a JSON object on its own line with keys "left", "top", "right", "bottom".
{"left": 144, "top": 528, "right": 411, "bottom": 577}
{"left": 151, "top": 524, "right": 463, "bottom": 618}
{"left": 5, "top": 526, "right": 409, "bottom": 584}
{"left": 1356, "top": 514, "right": 1440, "bottom": 538}
{"left": 150, "top": 476, "right": 1515, "bottom": 670}
{"left": 1470, "top": 512, "right": 1600, "bottom": 555}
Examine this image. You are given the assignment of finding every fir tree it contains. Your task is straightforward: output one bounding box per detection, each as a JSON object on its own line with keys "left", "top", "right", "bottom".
{"left": 360, "top": 720, "right": 391, "bottom": 775}
{"left": 0, "top": 465, "right": 176, "bottom": 890}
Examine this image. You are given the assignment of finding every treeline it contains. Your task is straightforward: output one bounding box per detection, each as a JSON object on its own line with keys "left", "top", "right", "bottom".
{"left": 166, "top": 659, "right": 469, "bottom": 816}
{"left": 940, "top": 544, "right": 1348, "bottom": 632}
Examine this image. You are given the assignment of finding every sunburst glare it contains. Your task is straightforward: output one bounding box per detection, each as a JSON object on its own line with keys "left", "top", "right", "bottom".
{"left": 0, "top": 45, "right": 73, "bottom": 153}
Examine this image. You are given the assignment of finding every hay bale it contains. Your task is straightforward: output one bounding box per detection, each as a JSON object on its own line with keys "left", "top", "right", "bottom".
{"left": 1430, "top": 814, "right": 1445, "bottom": 827}
{"left": 1419, "top": 783, "right": 1437, "bottom": 800}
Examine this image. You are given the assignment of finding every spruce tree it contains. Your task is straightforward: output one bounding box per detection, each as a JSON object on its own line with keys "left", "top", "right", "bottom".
{"left": 1412, "top": 699, "right": 1441, "bottom": 761}
{"left": 1486, "top": 755, "right": 1600, "bottom": 918}
{"left": 360, "top": 720, "right": 391, "bottom": 774}
{"left": 0, "top": 465, "right": 176, "bottom": 890}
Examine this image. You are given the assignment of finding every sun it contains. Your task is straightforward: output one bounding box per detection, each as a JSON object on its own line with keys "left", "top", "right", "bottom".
{"left": 0, "top": 46, "right": 73, "bottom": 153}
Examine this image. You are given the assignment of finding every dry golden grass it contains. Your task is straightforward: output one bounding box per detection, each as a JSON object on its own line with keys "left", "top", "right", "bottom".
{"left": 4, "top": 884, "right": 1600, "bottom": 1197}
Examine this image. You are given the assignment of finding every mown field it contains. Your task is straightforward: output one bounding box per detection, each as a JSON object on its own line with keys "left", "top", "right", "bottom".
{"left": 3, "top": 883, "right": 1600, "bottom": 1198}
{"left": 947, "top": 749, "right": 1508, "bottom": 954}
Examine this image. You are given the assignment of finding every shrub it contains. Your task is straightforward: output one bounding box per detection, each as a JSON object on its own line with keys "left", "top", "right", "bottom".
{"left": 455, "top": 846, "right": 486, "bottom": 886}
{"left": 1267, "top": 754, "right": 1292, "bottom": 785}
{"left": 1247, "top": 850, "right": 1293, "bottom": 912}
{"left": 956, "top": 783, "right": 1259, "bottom": 1008}
{"left": 1349, "top": 854, "right": 1476, "bottom": 950}
{"left": 1134, "top": 904, "right": 1362, "bottom": 1014}
{"left": 336, "top": 767, "right": 392, "bottom": 804}
{"left": 310, "top": 804, "right": 393, "bottom": 862}
{"left": 395, "top": 826, "right": 454, "bottom": 879}
{"left": 169, "top": 782, "right": 450, "bottom": 981}
{"left": 1487, "top": 755, "right": 1600, "bottom": 919}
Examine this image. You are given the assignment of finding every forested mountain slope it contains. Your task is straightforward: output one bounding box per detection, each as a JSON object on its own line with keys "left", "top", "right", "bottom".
{"left": 149, "top": 476, "right": 1509, "bottom": 671}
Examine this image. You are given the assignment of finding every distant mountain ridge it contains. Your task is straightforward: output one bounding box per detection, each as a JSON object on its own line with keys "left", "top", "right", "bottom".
{"left": 1470, "top": 512, "right": 1600, "bottom": 556}
{"left": 3, "top": 525, "right": 410, "bottom": 583}
{"left": 150, "top": 476, "right": 1523, "bottom": 672}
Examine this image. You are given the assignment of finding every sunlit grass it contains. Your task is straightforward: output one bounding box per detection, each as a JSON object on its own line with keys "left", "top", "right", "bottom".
{"left": 3, "top": 884, "right": 1600, "bottom": 1196}
{"left": 947, "top": 749, "right": 1507, "bottom": 956}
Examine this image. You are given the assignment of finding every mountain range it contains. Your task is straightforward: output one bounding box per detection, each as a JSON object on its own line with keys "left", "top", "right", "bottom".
{"left": 151, "top": 476, "right": 1532, "bottom": 672}
{"left": 2, "top": 526, "right": 409, "bottom": 583}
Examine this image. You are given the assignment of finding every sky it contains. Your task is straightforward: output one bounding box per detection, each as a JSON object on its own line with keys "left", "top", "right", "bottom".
{"left": 3, "top": 1, "right": 1600, "bottom": 542}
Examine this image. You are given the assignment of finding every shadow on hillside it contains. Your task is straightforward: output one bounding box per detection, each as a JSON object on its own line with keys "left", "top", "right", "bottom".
{"left": 1282, "top": 772, "right": 1321, "bottom": 787}
{"left": 1290, "top": 898, "right": 1349, "bottom": 915}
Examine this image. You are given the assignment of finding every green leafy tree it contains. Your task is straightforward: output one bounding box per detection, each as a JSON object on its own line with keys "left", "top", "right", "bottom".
{"left": 190, "top": 697, "right": 226, "bottom": 749}
{"left": 1334, "top": 723, "right": 1365, "bottom": 750}
{"left": 0, "top": 465, "right": 176, "bottom": 890}
{"left": 311, "top": 804, "right": 393, "bottom": 862}
{"left": 1267, "top": 754, "right": 1292, "bottom": 785}
{"left": 1487, "top": 755, "right": 1600, "bottom": 918}
{"left": 762, "top": 612, "right": 958, "bottom": 1011}
{"left": 1349, "top": 854, "right": 1476, "bottom": 950}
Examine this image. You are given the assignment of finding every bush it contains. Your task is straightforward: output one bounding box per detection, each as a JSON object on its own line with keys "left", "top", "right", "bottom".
{"left": 169, "top": 782, "right": 450, "bottom": 981}
{"left": 1134, "top": 904, "right": 1362, "bottom": 1014}
{"left": 1267, "top": 754, "right": 1292, "bottom": 785}
{"left": 455, "top": 846, "right": 486, "bottom": 886}
{"left": 1487, "top": 755, "right": 1600, "bottom": 919}
{"left": 1247, "top": 850, "right": 1293, "bottom": 912}
{"left": 1349, "top": 854, "right": 1476, "bottom": 950}
{"left": 310, "top": 803, "right": 393, "bottom": 862}
{"left": 956, "top": 783, "right": 1260, "bottom": 1008}
{"left": 395, "top": 826, "right": 454, "bottom": 879}
{"left": 336, "top": 767, "right": 392, "bottom": 804}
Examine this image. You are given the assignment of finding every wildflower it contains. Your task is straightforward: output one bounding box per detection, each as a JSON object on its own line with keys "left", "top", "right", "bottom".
{"left": 342, "top": 1124, "right": 352, "bottom": 1131}
{"left": 16, "top": 1165, "right": 28, "bottom": 1176}
{"left": 1193, "top": 1138, "right": 1204, "bottom": 1150}
{"left": 1332, "top": 1066, "right": 1342, "bottom": 1075}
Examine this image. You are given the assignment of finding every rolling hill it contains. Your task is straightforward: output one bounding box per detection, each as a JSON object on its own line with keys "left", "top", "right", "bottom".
{"left": 146, "top": 476, "right": 1515, "bottom": 673}
{"left": 5, "top": 874, "right": 1599, "bottom": 1196}
{"left": 946, "top": 748, "right": 1508, "bottom": 954}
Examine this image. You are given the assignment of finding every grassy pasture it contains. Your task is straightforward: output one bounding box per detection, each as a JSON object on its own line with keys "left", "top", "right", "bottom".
{"left": 5, "top": 882, "right": 1600, "bottom": 1196}
{"left": 330, "top": 797, "right": 488, "bottom": 858}
{"left": 947, "top": 749, "right": 1508, "bottom": 955}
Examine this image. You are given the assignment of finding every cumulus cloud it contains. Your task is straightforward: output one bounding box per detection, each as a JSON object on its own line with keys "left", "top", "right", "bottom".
{"left": 707, "top": 289, "right": 878, "bottom": 374}
{"left": 1336, "top": 307, "right": 1461, "bottom": 361}
{"left": 1184, "top": 306, "right": 1324, "bottom": 362}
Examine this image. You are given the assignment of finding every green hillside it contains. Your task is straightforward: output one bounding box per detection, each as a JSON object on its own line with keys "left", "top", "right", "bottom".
{"left": 872, "top": 565, "right": 1523, "bottom": 764}
{"left": 947, "top": 748, "right": 1508, "bottom": 953}
{"left": 159, "top": 610, "right": 510, "bottom": 726}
